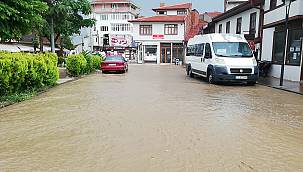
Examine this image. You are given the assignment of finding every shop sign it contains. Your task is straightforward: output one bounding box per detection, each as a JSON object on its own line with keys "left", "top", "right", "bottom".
{"left": 152, "top": 34, "right": 164, "bottom": 39}
{"left": 111, "top": 34, "right": 132, "bottom": 47}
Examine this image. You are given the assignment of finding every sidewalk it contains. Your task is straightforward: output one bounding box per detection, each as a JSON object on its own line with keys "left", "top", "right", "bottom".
{"left": 258, "top": 77, "right": 303, "bottom": 95}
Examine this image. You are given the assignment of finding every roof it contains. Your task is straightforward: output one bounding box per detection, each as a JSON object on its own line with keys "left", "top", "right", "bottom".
{"left": 129, "top": 15, "right": 186, "bottom": 23}
{"left": 152, "top": 3, "right": 192, "bottom": 11}
{"left": 204, "top": 12, "right": 222, "bottom": 18}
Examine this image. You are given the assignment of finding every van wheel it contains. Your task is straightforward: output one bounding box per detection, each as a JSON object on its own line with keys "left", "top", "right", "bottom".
{"left": 188, "top": 67, "right": 194, "bottom": 78}
{"left": 207, "top": 70, "right": 215, "bottom": 84}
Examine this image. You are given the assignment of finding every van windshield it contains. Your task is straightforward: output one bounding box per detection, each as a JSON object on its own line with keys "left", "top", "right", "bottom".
{"left": 212, "top": 42, "right": 253, "bottom": 57}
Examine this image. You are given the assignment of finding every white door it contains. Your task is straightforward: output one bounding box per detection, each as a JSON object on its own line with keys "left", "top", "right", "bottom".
{"left": 138, "top": 44, "right": 143, "bottom": 64}
{"left": 201, "top": 43, "right": 212, "bottom": 76}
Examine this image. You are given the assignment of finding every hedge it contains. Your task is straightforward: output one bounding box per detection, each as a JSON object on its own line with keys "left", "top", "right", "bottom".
{"left": 66, "top": 53, "right": 103, "bottom": 77}
{"left": 0, "top": 52, "right": 59, "bottom": 96}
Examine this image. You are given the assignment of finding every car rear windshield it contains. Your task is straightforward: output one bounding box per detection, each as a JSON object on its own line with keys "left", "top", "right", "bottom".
{"left": 212, "top": 42, "right": 253, "bottom": 57}
{"left": 105, "top": 56, "right": 124, "bottom": 61}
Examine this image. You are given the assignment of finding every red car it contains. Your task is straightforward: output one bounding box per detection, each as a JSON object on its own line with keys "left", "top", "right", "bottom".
{"left": 101, "top": 55, "right": 128, "bottom": 73}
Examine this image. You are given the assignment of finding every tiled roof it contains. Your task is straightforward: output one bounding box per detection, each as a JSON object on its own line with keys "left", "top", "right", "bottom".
{"left": 152, "top": 3, "right": 192, "bottom": 11}
{"left": 205, "top": 12, "right": 222, "bottom": 18}
{"left": 129, "top": 15, "right": 186, "bottom": 22}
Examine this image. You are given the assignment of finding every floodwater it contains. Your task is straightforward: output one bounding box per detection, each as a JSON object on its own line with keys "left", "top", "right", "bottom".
{"left": 0, "top": 65, "right": 303, "bottom": 172}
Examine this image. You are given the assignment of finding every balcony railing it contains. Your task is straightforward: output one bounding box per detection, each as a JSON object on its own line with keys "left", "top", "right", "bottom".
{"left": 93, "top": 8, "right": 139, "bottom": 15}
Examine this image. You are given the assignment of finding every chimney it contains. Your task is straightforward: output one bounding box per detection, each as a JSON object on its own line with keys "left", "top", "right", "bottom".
{"left": 160, "top": 2, "right": 165, "bottom": 7}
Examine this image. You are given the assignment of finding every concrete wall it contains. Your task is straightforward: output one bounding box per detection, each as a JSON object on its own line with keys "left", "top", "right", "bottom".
{"left": 132, "top": 22, "right": 185, "bottom": 41}
{"left": 264, "top": 0, "right": 303, "bottom": 25}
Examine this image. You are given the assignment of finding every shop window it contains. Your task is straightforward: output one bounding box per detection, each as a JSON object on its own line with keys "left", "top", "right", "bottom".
{"left": 272, "top": 31, "right": 286, "bottom": 64}
{"left": 145, "top": 45, "right": 157, "bottom": 56}
{"left": 164, "top": 24, "right": 178, "bottom": 35}
{"left": 139, "top": 25, "right": 152, "bottom": 35}
{"left": 286, "top": 29, "right": 303, "bottom": 66}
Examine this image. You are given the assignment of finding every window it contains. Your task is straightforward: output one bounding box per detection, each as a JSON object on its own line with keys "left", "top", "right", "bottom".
{"left": 140, "top": 25, "right": 152, "bottom": 35}
{"left": 195, "top": 44, "right": 204, "bottom": 56}
{"left": 249, "top": 12, "right": 257, "bottom": 34}
{"left": 186, "top": 45, "right": 195, "bottom": 56}
{"left": 100, "top": 14, "right": 108, "bottom": 20}
{"left": 112, "top": 4, "right": 117, "bottom": 9}
{"left": 145, "top": 45, "right": 157, "bottom": 56}
{"left": 158, "top": 11, "right": 167, "bottom": 15}
{"left": 212, "top": 42, "right": 253, "bottom": 57}
{"left": 286, "top": 29, "right": 303, "bottom": 66}
{"left": 177, "top": 10, "right": 187, "bottom": 15}
{"left": 111, "top": 24, "right": 131, "bottom": 32}
{"left": 205, "top": 43, "right": 212, "bottom": 58}
{"left": 270, "top": 0, "right": 277, "bottom": 10}
{"left": 272, "top": 31, "right": 286, "bottom": 64}
{"left": 226, "top": 21, "right": 230, "bottom": 33}
{"left": 101, "top": 26, "right": 108, "bottom": 32}
{"left": 218, "top": 24, "right": 222, "bottom": 33}
{"left": 236, "top": 17, "right": 242, "bottom": 34}
{"left": 164, "top": 24, "right": 178, "bottom": 35}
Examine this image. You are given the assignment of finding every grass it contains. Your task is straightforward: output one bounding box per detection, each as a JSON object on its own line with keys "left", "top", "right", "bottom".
{"left": 0, "top": 86, "right": 52, "bottom": 108}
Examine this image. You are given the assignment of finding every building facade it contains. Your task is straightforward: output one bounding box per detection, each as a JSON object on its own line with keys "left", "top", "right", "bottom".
{"left": 90, "top": 0, "right": 139, "bottom": 58}
{"left": 129, "top": 3, "right": 200, "bottom": 64}
{"left": 211, "top": 0, "right": 264, "bottom": 60}
{"left": 261, "top": 0, "right": 303, "bottom": 82}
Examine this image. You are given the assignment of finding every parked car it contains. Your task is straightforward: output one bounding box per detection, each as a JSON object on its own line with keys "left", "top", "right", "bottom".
{"left": 101, "top": 55, "right": 128, "bottom": 73}
{"left": 185, "top": 34, "right": 259, "bottom": 85}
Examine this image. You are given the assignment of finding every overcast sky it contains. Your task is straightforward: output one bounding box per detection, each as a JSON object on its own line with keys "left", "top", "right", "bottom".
{"left": 133, "top": 0, "right": 224, "bottom": 16}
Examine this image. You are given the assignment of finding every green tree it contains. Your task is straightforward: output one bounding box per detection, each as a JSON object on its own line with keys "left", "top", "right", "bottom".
{"left": 0, "top": 0, "right": 48, "bottom": 41}
{"left": 42, "top": 0, "right": 95, "bottom": 51}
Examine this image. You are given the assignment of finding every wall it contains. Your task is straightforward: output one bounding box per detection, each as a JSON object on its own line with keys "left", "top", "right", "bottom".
{"left": 264, "top": 0, "right": 303, "bottom": 25}
{"left": 214, "top": 8, "right": 260, "bottom": 37}
{"left": 132, "top": 22, "right": 185, "bottom": 42}
{"left": 261, "top": 27, "right": 275, "bottom": 61}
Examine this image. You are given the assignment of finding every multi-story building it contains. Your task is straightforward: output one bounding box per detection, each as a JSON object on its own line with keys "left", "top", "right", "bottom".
{"left": 261, "top": 0, "right": 303, "bottom": 82}
{"left": 90, "top": 0, "right": 140, "bottom": 58}
{"left": 129, "top": 3, "right": 200, "bottom": 64}
{"left": 224, "top": 0, "right": 249, "bottom": 11}
{"left": 210, "top": 0, "right": 264, "bottom": 60}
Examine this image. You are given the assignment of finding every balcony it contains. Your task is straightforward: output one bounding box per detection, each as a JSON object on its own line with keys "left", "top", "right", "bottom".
{"left": 94, "top": 8, "right": 139, "bottom": 15}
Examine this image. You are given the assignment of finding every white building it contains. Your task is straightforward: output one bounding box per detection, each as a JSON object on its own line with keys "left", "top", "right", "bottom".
{"left": 261, "top": 0, "right": 303, "bottom": 82}
{"left": 211, "top": 0, "right": 263, "bottom": 60}
{"left": 129, "top": 3, "right": 200, "bottom": 64}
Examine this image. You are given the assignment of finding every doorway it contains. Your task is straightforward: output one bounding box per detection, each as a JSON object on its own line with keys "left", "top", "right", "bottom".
{"left": 161, "top": 47, "right": 171, "bottom": 63}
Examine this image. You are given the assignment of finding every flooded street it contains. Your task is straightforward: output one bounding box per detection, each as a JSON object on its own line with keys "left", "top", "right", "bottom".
{"left": 1, "top": 65, "right": 303, "bottom": 171}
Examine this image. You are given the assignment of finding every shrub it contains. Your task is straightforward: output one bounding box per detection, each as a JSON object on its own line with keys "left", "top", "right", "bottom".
{"left": 91, "top": 55, "right": 103, "bottom": 70}
{"left": 66, "top": 54, "right": 87, "bottom": 76}
{"left": 0, "top": 52, "right": 59, "bottom": 96}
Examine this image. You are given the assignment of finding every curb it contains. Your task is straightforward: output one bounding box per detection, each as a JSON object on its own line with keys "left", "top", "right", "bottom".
{"left": 257, "top": 83, "right": 303, "bottom": 96}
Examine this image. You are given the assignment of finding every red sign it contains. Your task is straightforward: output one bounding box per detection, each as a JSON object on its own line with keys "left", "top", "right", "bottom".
{"left": 152, "top": 34, "right": 164, "bottom": 39}
{"left": 248, "top": 40, "right": 255, "bottom": 51}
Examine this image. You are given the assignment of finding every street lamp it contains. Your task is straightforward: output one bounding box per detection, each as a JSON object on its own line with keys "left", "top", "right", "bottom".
{"left": 280, "top": 0, "right": 295, "bottom": 86}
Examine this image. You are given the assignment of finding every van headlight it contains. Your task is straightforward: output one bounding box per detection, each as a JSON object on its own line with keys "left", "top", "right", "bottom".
{"left": 215, "top": 58, "right": 225, "bottom": 65}
{"left": 252, "top": 58, "right": 257, "bottom": 66}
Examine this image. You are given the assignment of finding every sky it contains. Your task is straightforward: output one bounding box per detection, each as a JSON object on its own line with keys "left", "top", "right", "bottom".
{"left": 133, "top": 0, "right": 224, "bottom": 16}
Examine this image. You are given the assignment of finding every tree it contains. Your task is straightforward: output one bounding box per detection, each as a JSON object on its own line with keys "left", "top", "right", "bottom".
{"left": 41, "top": 0, "right": 95, "bottom": 51}
{"left": 0, "top": 0, "right": 48, "bottom": 41}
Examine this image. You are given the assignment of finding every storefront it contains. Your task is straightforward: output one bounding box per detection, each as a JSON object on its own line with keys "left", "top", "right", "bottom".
{"left": 270, "top": 19, "right": 303, "bottom": 82}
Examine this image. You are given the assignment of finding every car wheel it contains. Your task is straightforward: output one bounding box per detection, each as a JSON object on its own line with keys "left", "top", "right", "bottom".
{"left": 207, "top": 70, "right": 215, "bottom": 84}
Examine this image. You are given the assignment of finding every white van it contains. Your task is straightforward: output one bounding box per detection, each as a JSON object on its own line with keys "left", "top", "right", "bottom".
{"left": 185, "top": 34, "right": 258, "bottom": 85}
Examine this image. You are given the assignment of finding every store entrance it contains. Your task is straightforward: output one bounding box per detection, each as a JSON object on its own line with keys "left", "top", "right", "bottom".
{"left": 160, "top": 47, "right": 171, "bottom": 63}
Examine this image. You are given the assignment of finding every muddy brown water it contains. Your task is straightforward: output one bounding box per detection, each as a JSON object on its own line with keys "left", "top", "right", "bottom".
{"left": 1, "top": 65, "right": 303, "bottom": 172}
